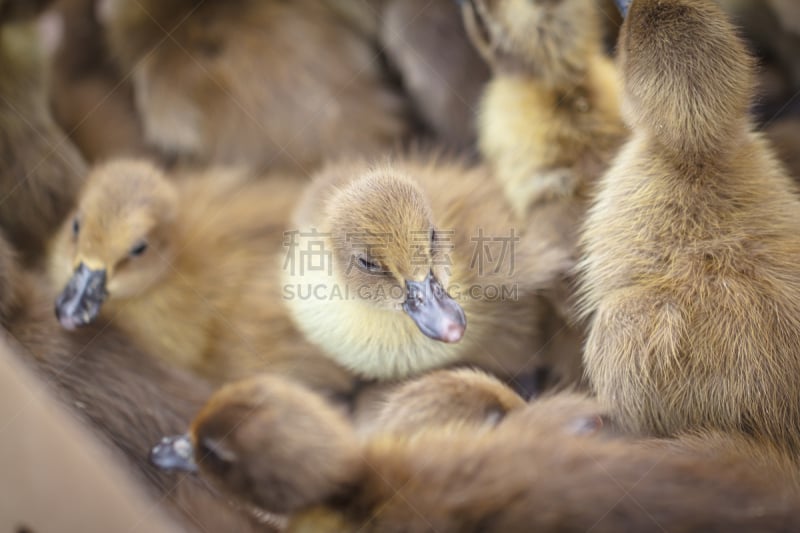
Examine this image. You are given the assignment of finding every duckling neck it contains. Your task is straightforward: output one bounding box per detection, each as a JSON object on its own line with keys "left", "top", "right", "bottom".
{"left": 283, "top": 268, "right": 461, "bottom": 380}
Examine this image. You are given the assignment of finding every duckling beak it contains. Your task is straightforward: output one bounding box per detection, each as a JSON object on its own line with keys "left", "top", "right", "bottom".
{"left": 403, "top": 272, "right": 466, "bottom": 343}
{"left": 150, "top": 434, "right": 198, "bottom": 473}
{"left": 54, "top": 262, "right": 108, "bottom": 330}
{"left": 614, "top": 0, "right": 631, "bottom": 16}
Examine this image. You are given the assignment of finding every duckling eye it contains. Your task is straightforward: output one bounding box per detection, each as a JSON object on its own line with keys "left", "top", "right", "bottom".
{"left": 72, "top": 217, "right": 80, "bottom": 237}
{"left": 129, "top": 241, "right": 148, "bottom": 257}
{"left": 357, "top": 256, "right": 383, "bottom": 274}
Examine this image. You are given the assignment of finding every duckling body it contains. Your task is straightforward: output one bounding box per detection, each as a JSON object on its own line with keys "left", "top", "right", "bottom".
{"left": 101, "top": 0, "right": 410, "bottom": 172}
{"left": 0, "top": 232, "right": 263, "bottom": 532}
{"left": 0, "top": 20, "right": 86, "bottom": 266}
{"left": 580, "top": 0, "right": 800, "bottom": 458}
{"left": 49, "top": 160, "right": 354, "bottom": 396}
{"left": 459, "top": 0, "right": 628, "bottom": 389}
{"left": 284, "top": 156, "right": 571, "bottom": 384}
{"left": 464, "top": 0, "right": 627, "bottom": 219}
{"left": 154, "top": 374, "right": 800, "bottom": 532}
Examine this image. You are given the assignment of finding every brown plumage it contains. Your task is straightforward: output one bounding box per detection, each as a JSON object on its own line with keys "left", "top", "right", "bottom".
{"left": 0, "top": 230, "right": 264, "bottom": 532}
{"left": 460, "top": 0, "right": 628, "bottom": 387}
{"left": 463, "top": 0, "right": 626, "bottom": 264}
{"left": 580, "top": 0, "right": 800, "bottom": 462}
{"left": 380, "top": 0, "right": 490, "bottom": 150}
{"left": 46, "top": 0, "right": 146, "bottom": 162}
{"left": 48, "top": 159, "right": 355, "bottom": 397}
{"left": 0, "top": 0, "right": 53, "bottom": 22}
{"left": 463, "top": 0, "right": 626, "bottom": 216}
{"left": 158, "top": 373, "right": 800, "bottom": 532}
{"left": 765, "top": 117, "right": 800, "bottom": 180}
{"left": 0, "top": 20, "right": 85, "bottom": 266}
{"left": 100, "top": 0, "right": 410, "bottom": 172}
{"left": 368, "top": 368, "right": 526, "bottom": 434}
{"left": 284, "top": 156, "right": 572, "bottom": 391}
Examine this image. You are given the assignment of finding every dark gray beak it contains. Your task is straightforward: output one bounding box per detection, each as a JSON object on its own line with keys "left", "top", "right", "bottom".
{"left": 150, "top": 434, "right": 198, "bottom": 473}
{"left": 614, "top": 0, "right": 631, "bottom": 16}
{"left": 54, "top": 263, "right": 108, "bottom": 330}
{"left": 403, "top": 272, "right": 466, "bottom": 343}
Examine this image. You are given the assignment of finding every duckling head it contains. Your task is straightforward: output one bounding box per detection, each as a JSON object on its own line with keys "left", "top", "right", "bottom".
{"left": 460, "top": 0, "right": 601, "bottom": 84}
{"left": 617, "top": 0, "right": 753, "bottom": 159}
{"left": 54, "top": 160, "right": 177, "bottom": 329}
{"left": 324, "top": 169, "right": 466, "bottom": 344}
{"left": 150, "top": 375, "right": 363, "bottom": 516}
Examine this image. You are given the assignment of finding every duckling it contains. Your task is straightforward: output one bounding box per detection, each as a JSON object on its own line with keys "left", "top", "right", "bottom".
{"left": 380, "top": 0, "right": 491, "bottom": 150}
{"left": 0, "top": 19, "right": 85, "bottom": 266}
{"left": 460, "top": 0, "right": 627, "bottom": 365}
{"left": 580, "top": 0, "right": 800, "bottom": 460}
{"left": 49, "top": 159, "right": 355, "bottom": 397}
{"left": 45, "top": 0, "right": 146, "bottom": 162}
{"left": 0, "top": 230, "right": 264, "bottom": 532}
{"left": 152, "top": 374, "right": 800, "bottom": 532}
{"left": 463, "top": 0, "right": 627, "bottom": 219}
{"left": 99, "top": 0, "right": 410, "bottom": 172}
{"left": 284, "top": 156, "right": 576, "bottom": 389}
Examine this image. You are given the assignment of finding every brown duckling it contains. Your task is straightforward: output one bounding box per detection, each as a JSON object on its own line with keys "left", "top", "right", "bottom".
{"left": 48, "top": 159, "right": 354, "bottom": 396}
{"left": 152, "top": 374, "right": 800, "bottom": 532}
{"left": 0, "top": 228, "right": 264, "bottom": 531}
{"left": 99, "top": 0, "right": 410, "bottom": 172}
{"left": 284, "top": 156, "right": 575, "bottom": 389}
{"left": 580, "top": 0, "right": 800, "bottom": 461}
{"left": 0, "top": 19, "right": 85, "bottom": 266}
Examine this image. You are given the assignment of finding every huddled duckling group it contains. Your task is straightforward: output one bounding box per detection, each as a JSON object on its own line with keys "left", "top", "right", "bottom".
{"left": 1, "top": 0, "right": 800, "bottom": 531}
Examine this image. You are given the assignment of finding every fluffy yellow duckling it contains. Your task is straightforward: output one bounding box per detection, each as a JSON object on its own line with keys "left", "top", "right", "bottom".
{"left": 284, "top": 157, "right": 575, "bottom": 387}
